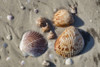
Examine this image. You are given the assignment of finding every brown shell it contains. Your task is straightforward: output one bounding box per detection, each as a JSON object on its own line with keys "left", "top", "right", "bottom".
{"left": 53, "top": 9, "right": 74, "bottom": 27}
{"left": 41, "top": 23, "right": 50, "bottom": 32}
{"left": 20, "top": 31, "right": 47, "bottom": 57}
{"left": 47, "top": 31, "right": 55, "bottom": 39}
{"left": 54, "top": 26, "right": 84, "bottom": 57}
{"left": 36, "top": 17, "right": 46, "bottom": 27}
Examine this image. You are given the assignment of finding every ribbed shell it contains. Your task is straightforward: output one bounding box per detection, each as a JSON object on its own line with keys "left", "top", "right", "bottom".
{"left": 53, "top": 9, "right": 74, "bottom": 27}
{"left": 20, "top": 31, "right": 47, "bottom": 57}
{"left": 54, "top": 26, "right": 84, "bottom": 57}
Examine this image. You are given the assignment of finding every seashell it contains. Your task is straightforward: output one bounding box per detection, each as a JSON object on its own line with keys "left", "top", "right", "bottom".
{"left": 20, "top": 5, "right": 26, "bottom": 10}
{"left": 53, "top": 8, "right": 57, "bottom": 12}
{"left": 41, "top": 23, "right": 50, "bottom": 32}
{"left": 36, "top": 17, "right": 46, "bottom": 27}
{"left": 6, "top": 34, "right": 12, "bottom": 40}
{"left": 34, "top": 8, "right": 39, "bottom": 13}
{"left": 42, "top": 60, "right": 50, "bottom": 66}
{"left": 20, "top": 31, "right": 48, "bottom": 57}
{"left": 65, "top": 58, "right": 73, "bottom": 65}
{"left": 53, "top": 9, "right": 74, "bottom": 27}
{"left": 7, "top": 14, "right": 14, "bottom": 21}
{"left": 70, "top": 6, "right": 76, "bottom": 14}
{"left": 47, "top": 31, "right": 55, "bottom": 39}
{"left": 49, "top": 54, "right": 54, "bottom": 59}
{"left": 54, "top": 26, "right": 84, "bottom": 57}
{"left": 21, "top": 60, "right": 25, "bottom": 66}
{"left": 6, "top": 57, "right": 10, "bottom": 61}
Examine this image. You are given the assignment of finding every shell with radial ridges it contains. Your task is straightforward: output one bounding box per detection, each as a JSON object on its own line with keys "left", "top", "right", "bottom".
{"left": 53, "top": 9, "right": 74, "bottom": 27}
{"left": 54, "top": 26, "right": 84, "bottom": 57}
{"left": 20, "top": 31, "right": 48, "bottom": 57}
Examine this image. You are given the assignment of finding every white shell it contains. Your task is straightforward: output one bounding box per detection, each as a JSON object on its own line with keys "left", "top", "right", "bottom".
{"left": 6, "top": 57, "right": 10, "bottom": 61}
{"left": 21, "top": 60, "right": 25, "bottom": 66}
{"left": 20, "top": 5, "right": 25, "bottom": 10}
{"left": 20, "top": 31, "right": 47, "bottom": 57}
{"left": 7, "top": 14, "right": 14, "bottom": 21}
{"left": 42, "top": 60, "right": 50, "bottom": 66}
{"left": 34, "top": 8, "right": 39, "bottom": 13}
{"left": 53, "top": 8, "right": 57, "bottom": 12}
{"left": 6, "top": 35, "right": 12, "bottom": 40}
{"left": 49, "top": 54, "right": 54, "bottom": 59}
{"left": 65, "top": 58, "right": 73, "bottom": 65}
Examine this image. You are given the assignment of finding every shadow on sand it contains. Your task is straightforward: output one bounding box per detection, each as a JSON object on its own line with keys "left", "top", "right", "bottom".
{"left": 72, "top": 15, "right": 84, "bottom": 27}
{"left": 78, "top": 29, "right": 94, "bottom": 55}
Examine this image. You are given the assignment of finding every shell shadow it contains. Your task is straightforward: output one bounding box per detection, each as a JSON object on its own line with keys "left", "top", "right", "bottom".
{"left": 45, "top": 18, "right": 57, "bottom": 39}
{"left": 46, "top": 61, "right": 56, "bottom": 67}
{"left": 72, "top": 15, "right": 84, "bottom": 27}
{"left": 78, "top": 29, "right": 94, "bottom": 55}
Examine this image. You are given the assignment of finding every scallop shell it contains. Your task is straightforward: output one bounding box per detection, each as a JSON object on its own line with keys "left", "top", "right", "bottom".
{"left": 54, "top": 26, "right": 84, "bottom": 57}
{"left": 20, "top": 31, "right": 48, "bottom": 57}
{"left": 53, "top": 9, "right": 74, "bottom": 27}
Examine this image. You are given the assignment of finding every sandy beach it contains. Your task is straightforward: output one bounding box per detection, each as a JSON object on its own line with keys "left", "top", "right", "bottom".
{"left": 0, "top": 0, "right": 100, "bottom": 67}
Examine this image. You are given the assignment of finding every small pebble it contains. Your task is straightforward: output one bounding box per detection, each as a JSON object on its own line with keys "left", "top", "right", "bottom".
{"left": 65, "top": 58, "right": 73, "bottom": 65}
{"left": 21, "top": 60, "right": 25, "bottom": 66}
{"left": 6, "top": 35, "right": 12, "bottom": 40}
{"left": 7, "top": 14, "right": 14, "bottom": 21}
{"left": 42, "top": 60, "right": 50, "bottom": 66}
{"left": 90, "top": 19, "right": 92, "bottom": 22}
{"left": 3, "top": 43, "right": 8, "bottom": 48}
{"left": 53, "top": 8, "right": 57, "bottom": 12}
{"left": 20, "top": 5, "right": 26, "bottom": 10}
{"left": 6, "top": 57, "right": 10, "bottom": 61}
{"left": 34, "top": 8, "right": 39, "bottom": 13}
{"left": 49, "top": 54, "right": 54, "bottom": 59}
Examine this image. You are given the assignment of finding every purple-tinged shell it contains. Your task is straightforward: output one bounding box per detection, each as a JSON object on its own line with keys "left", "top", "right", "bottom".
{"left": 20, "top": 31, "right": 48, "bottom": 57}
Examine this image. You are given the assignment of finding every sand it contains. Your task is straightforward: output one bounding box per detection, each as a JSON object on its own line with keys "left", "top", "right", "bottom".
{"left": 0, "top": 0, "right": 100, "bottom": 67}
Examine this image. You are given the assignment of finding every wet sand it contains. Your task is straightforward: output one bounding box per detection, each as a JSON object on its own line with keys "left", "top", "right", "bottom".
{"left": 0, "top": 0, "right": 100, "bottom": 67}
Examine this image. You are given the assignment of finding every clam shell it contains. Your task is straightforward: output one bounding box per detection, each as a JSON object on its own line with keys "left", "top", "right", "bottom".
{"left": 20, "top": 31, "right": 48, "bottom": 57}
{"left": 65, "top": 58, "right": 73, "bottom": 65}
{"left": 54, "top": 26, "right": 84, "bottom": 57}
{"left": 53, "top": 9, "right": 74, "bottom": 27}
